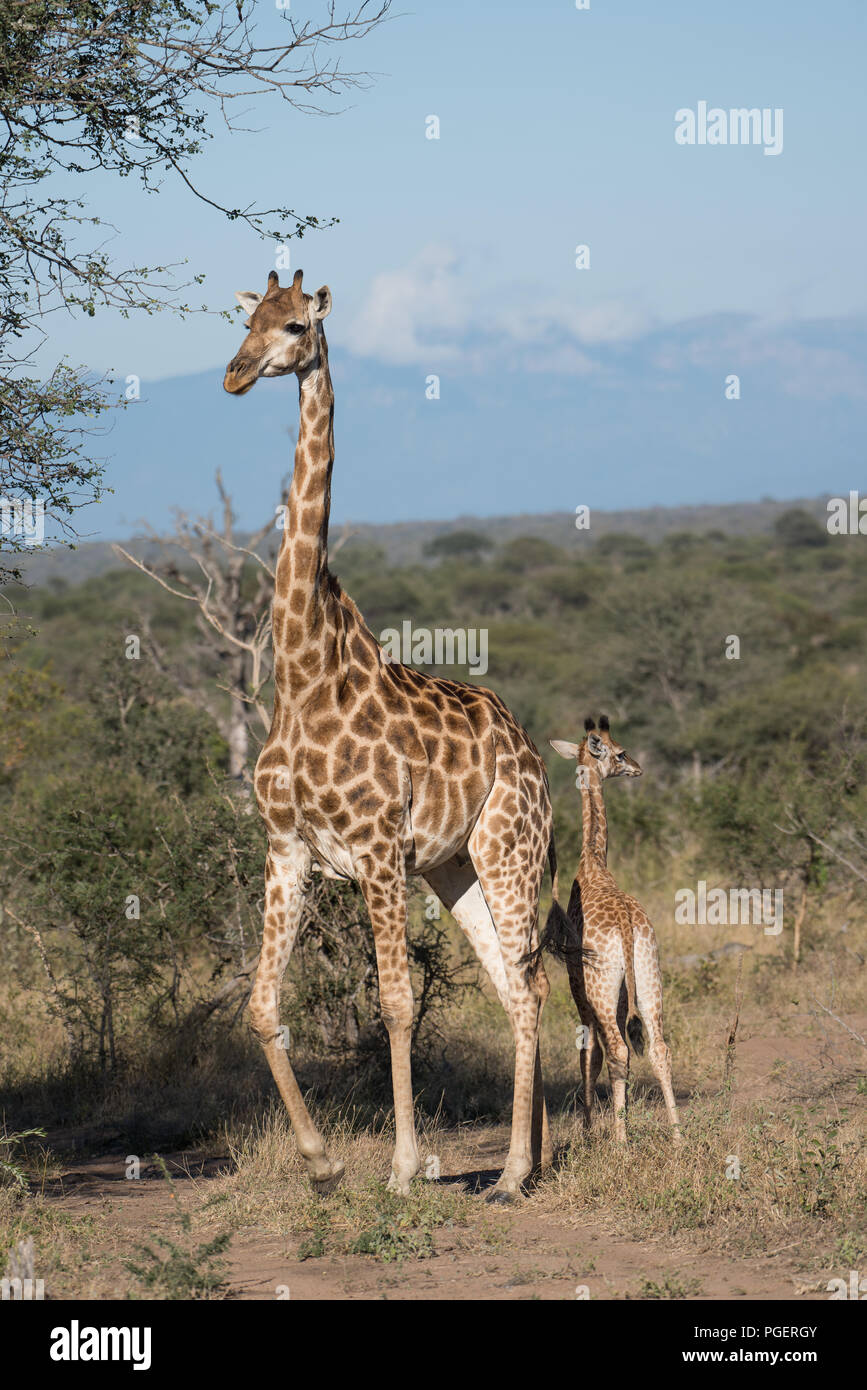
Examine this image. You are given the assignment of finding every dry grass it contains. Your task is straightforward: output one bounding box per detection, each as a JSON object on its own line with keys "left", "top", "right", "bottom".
{"left": 532, "top": 1095, "right": 865, "bottom": 1256}
{"left": 210, "top": 1102, "right": 475, "bottom": 1258}
{"left": 1, "top": 882, "right": 864, "bottom": 1295}
{"left": 0, "top": 1186, "right": 105, "bottom": 1297}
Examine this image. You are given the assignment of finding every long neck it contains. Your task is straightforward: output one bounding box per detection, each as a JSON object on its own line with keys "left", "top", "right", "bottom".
{"left": 273, "top": 329, "right": 335, "bottom": 683}
{"left": 579, "top": 765, "right": 609, "bottom": 871}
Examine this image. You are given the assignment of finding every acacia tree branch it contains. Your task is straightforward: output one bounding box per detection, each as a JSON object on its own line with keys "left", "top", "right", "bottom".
{"left": 0, "top": 0, "right": 389, "bottom": 553}
{"left": 114, "top": 476, "right": 277, "bottom": 762}
{"left": 3, "top": 902, "right": 80, "bottom": 1059}
{"left": 805, "top": 830, "right": 867, "bottom": 887}
{"left": 809, "top": 994, "right": 866, "bottom": 1048}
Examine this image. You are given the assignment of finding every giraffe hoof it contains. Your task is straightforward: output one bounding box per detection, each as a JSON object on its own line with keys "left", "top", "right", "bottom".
{"left": 309, "top": 1158, "right": 345, "bottom": 1195}
{"left": 485, "top": 1186, "right": 517, "bottom": 1206}
{"left": 386, "top": 1172, "right": 415, "bottom": 1196}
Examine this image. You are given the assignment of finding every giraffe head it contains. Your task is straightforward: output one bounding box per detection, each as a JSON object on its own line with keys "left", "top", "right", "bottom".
{"left": 223, "top": 269, "right": 332, "bottom": 395}
{"left": 550, "top": 715, "right": 642, "bottom": 781}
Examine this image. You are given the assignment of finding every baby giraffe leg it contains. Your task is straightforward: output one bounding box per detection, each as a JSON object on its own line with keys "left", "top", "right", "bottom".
{"left": 648, "top": 1033, "right": 681, "bottom": 1142}
{"left": 566, "top": 966, "right": 600, "bottom": 1130}
{"left": 601, "top": 1022, "right": 630, "bottom": 1143}
{"left": 578, "top": 1006, "right": 602, "bottom": 1129}
{"left": 585, "top": 965, "right": 629, "bottom": 1141}
{"left": 635, "top": 930, "right": 682, "bottom": 1143}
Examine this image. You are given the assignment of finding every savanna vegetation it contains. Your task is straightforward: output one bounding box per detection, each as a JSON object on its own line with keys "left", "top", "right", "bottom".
{"left": 1, "top": 506, "right": 865, "bottom": 1298}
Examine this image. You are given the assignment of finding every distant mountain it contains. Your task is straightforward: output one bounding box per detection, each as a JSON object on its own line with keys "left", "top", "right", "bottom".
{"left": 14, "top": 495, "right": 834, "bottom": 587}
{"left": 8, "top": 307, "right": 866, "bottom": 583}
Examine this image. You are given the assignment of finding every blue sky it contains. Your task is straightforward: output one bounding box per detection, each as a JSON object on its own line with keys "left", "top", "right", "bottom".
{"left": 38, "top": 0, "right": 867, "bottom": 534}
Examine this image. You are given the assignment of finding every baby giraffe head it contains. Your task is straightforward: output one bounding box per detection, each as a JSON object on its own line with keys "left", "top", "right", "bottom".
{"left": 223, "top": 269, "right": 332, "bottom": 395}
{"left": 550, "top": 715, "right": 642, "bottom": 781}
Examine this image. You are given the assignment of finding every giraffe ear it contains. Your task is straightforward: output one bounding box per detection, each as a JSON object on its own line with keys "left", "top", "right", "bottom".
{"left": 235, "top": 291, "right": 263, "bottom": 315}
{"left": 312, "top": 285, "right": 332, "bottom": 321}
{"left": 550, "top": 739, "right": 580, "bottom": 760}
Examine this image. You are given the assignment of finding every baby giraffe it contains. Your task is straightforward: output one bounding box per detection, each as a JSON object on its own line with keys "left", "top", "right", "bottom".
{"left": 547, "top": 717, "right": 680, "bottom": 1144}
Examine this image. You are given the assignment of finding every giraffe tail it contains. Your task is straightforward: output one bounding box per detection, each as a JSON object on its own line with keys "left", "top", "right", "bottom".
{"left": 623, "top": 906, "right": 645, "bottom": 1055}
{"left": 521, "top": 834, "right": 585, "bottom": 969}
{"left": 536, "top": 899, "right": 584, "bottom": 966}
{"left": 538, "top": 833, "right": 587, "bottom": 966}
{"left": 547, "top": 833, "right": 560, "bottom": 904}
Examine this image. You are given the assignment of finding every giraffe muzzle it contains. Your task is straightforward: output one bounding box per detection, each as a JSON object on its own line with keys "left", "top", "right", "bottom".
{"left": 223, "top": 359, "right": 258, "bottom": 395}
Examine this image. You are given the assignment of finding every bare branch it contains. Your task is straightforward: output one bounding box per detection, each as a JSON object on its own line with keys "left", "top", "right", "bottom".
{"left": 809, "top": 994, "right": 866, "bottom": 1048}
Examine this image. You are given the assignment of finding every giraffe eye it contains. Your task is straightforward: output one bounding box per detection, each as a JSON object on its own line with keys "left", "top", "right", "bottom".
{"left": 285, "top": 321, "right": 306, "bottom": 335}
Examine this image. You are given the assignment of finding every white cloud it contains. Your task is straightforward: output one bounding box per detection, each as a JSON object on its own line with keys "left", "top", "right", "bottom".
{"left": 342, "top": 252, "right": 867, "bottom": 400}
{"left": 494, "top": 297, "right": 651, "bottom": 347}
{"left": 343, "top": 246, "right": 470, "bottom": 366}
{"left": 652, "top": 317, "right": 867, "bottom": 400}
{"left": 344, "top": 246, "right": 651, "bottom": 368}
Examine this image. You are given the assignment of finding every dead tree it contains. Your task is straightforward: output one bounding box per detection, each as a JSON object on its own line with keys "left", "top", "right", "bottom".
{"left": 114, "top": 472, "right": 276, "bottom": 780}
{"left": 114, "top": 473, "right": 357, "bottom": 781}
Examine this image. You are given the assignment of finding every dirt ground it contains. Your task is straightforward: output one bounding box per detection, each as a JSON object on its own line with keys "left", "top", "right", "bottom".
{"left": 35, "top": 1021, "right": 862, "bottom": 1302}
{"left": 42, "top": 1144, "right": 827, "bottom": 1302}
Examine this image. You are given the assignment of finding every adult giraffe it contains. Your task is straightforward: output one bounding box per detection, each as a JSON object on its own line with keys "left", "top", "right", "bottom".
{"left": 224, "top": 269, "right": 556, "bottom": 1201}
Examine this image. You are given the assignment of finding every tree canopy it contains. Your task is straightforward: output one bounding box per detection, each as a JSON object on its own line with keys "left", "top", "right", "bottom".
{"left": 0, "top": 0, "right": 388, "bottom": 580}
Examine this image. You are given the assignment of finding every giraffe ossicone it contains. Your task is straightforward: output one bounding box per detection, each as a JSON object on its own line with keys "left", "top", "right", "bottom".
{"left": 224, "top": 270, "right": 560, "bottom": 1199}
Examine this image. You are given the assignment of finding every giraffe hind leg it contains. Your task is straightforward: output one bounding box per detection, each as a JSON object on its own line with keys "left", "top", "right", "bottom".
{"left": 579, "top": 1010, "right": 602, "bottom": 1131}
{"left": 634, "top": 933, "right": 682, "bottom": 1142}
{"left": 468, "top": 789, "right": 551, "bottom": 1202}
{"left": 423, "top": 855, "right": 553, "bottom": 1174}
{"left": 582, "top": 967, "right": 630, "bottom": 1144}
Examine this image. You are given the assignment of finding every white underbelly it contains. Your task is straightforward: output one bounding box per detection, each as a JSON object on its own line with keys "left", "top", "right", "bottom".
{"left": 305, "top": 826, "right": 355, "bottom": 881}
{"left": 303, "top": 820, "right": 466, "bottom": 883}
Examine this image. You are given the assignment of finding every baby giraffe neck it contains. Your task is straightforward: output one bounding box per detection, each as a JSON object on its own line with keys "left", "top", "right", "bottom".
{"left": 579, "top": 766, "right": 608, "bottom": 872}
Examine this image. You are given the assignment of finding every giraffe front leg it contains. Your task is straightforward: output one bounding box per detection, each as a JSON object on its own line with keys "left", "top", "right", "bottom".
{"left": 357, "top": 852, "right": 421, "bottom": 1196}
{"left": 249, "top": 841, "right": 344, "bottom": 1193}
